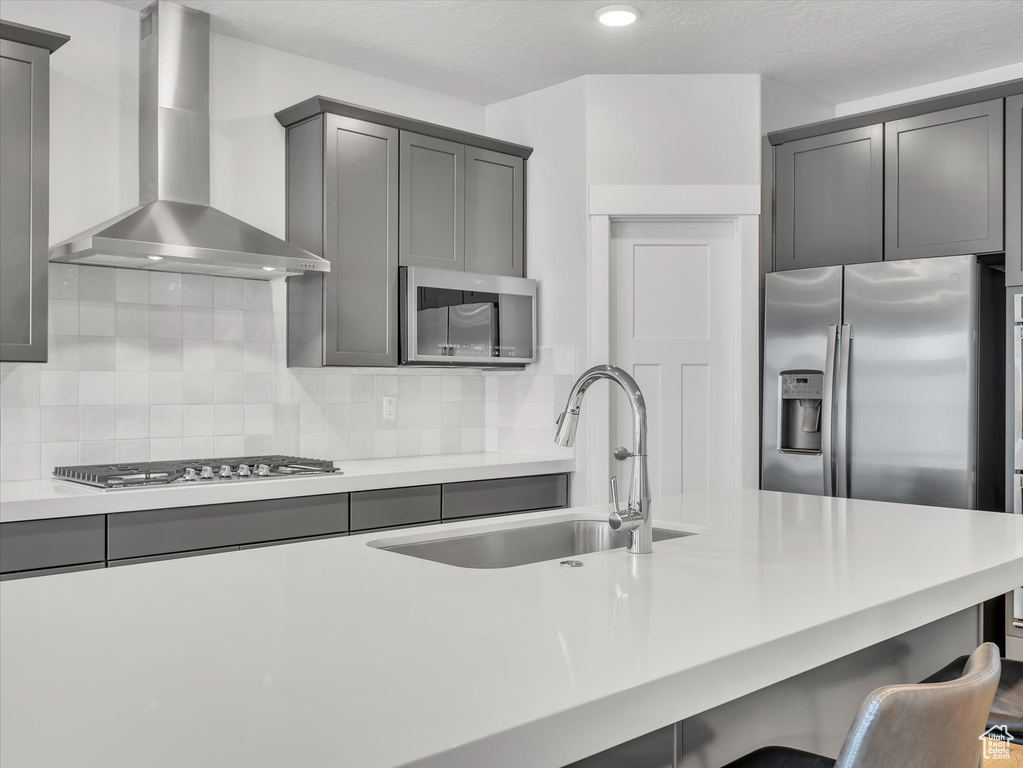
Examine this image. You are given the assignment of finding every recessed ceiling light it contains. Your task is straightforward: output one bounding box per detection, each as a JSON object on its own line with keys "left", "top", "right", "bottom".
{"left": 147, "top": 255, "right": 163, "bottom": 261}
{"left": 596, "top": 5, "right": 638, "bottom": 27}
{"left": 262, "top": 266, "right": 277, "bottom": 271}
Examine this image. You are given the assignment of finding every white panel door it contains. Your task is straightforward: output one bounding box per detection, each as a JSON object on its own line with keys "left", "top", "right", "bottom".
{"left": 610, "top": 219, "right": 739, "bottom": 497}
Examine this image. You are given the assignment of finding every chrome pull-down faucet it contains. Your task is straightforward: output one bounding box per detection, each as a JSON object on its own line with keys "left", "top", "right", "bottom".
{"left": 554, "top": 365, "right": 652, "bottom": 554}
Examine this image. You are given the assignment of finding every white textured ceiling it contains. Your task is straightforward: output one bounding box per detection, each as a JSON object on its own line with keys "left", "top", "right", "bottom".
{"left": 104, "top": 0, "right": 1023, "bottom": 105}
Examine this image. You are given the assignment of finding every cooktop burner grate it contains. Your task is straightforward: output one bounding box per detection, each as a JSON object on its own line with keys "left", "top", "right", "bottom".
{"left": 54, "top": 455, "right": 340, "bottom": 489}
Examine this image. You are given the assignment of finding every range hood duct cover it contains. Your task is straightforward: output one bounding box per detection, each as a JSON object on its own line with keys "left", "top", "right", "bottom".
{"left": 49, "top": 1, "right": 328, "bottom": 280}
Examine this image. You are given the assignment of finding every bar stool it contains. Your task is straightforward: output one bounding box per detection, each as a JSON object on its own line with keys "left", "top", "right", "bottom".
{"left": 920, "top": 654, "right": 1023, "bottom": 739}
{"left": 721, "top": 643, "right": 1000, "bottom": 768}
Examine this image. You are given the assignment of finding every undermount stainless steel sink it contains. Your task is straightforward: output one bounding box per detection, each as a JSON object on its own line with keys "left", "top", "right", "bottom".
{"left": 374, "top": 519, "right": 694, "bottom": 569}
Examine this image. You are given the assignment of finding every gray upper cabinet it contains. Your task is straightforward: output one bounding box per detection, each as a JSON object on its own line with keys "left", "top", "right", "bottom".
{"left": 885, "top": 99, "right": 1004, "bottom": 260}
{"left": 0, "top": 24, "right": 67, "bottom": 362}
{"left": 277, "top": 97, "right": 532, "bottom": 366}
{"left": 464, "top": 146, "right": 524, "bottom": 277}
{"left": 1007, "top": 95, "right": 1023, "bottom": 287}
{"left": 286, "top": 114, "right": 400, "bottom": 367}
{"left": 774, "top": 125, "right": 883, "bottom": 271}
{"left": 399, "top": 131, "right": 465, "bottom": 271}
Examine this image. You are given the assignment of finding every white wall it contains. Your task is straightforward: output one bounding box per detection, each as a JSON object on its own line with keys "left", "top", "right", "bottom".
{"left": 760, "top": 76, "right": 835, "bottom": 136}
{"left": 1, "top": 0, "right": 140, "bottom": 245}
{"left": 210, "top": 34, "right": 484, "bottom": 240}
{"left": 835, "top": 62, "right": 1023, "bottom": 116}
{"left": 586, "top": 75, "right": 762, "bottom": 185}
{"left": 0, "top": 0, "right": 487, "bottom": 247}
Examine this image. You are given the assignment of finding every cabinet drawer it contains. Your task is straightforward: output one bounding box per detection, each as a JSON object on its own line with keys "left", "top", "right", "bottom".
{"left": 442, "top": 474, "right": 568, "bottom": 520}
{"left": 107, "top": 494, "right": 349, "bottom": 560}
{"left": 350, "top": 485, "right": 441, "bottom": 532}
{"left": 0, "top": 515, "right": 106, "bottom": 574}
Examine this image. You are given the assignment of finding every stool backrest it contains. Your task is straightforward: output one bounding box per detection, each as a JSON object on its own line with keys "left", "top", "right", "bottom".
{"left": 835, "top": 642, "right": 1000, "bottom": 768}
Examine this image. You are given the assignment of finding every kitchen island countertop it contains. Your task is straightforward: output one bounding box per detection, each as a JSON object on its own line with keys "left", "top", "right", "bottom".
{"left": 1, "top": 489, "right": 1021, "bottom": 767}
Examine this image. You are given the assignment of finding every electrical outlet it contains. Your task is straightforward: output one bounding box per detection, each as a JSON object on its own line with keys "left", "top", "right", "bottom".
{"left": 382, "top": 396, "right": 396, "bottom": 421}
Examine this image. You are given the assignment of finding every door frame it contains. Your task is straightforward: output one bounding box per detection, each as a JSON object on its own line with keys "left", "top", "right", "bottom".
{"left": 583, "top": 184, "right": 760, "bottom": 505}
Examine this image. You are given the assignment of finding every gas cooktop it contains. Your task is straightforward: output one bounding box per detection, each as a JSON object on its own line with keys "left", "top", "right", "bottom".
{"left": 53, "top": 455, "right": 341, "bottom": 489}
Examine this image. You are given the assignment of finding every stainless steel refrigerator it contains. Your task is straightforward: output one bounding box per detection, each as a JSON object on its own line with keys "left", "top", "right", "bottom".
{"left": 762, "top": 254, "right": 1003, "bottom": 512}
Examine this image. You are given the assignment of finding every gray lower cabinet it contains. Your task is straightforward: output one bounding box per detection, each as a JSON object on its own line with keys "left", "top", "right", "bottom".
{"left": 107, "top": 494, "right": 349, "bottom": 561}
{"left": 399, "top": 131, "right": 465, "bottom": 271}
{"left": 350, "top": 485, "right": 441, "bottom": 532}
{"left": 0, "top": 515, "right": 105, "bottom": 577}
{"left": 885, "top": 99, "right": 1004, "bottom": 260}
{"left": 1, "top": 474, "right": 570, "bottom": 577}
{"left": 286, "top": 114, "right": 400, "bottom": 367}
{"left": 0, "top": 25, "right": 67, "bottom": 362}
{"left": 464, "top": 146, "right": 524, "bottom": 277}
{"left": 1007, "top": 95, "right": 1023, "bottom": 287}
{"left": 774, "top": 125, "right": 883, "bottom": 271}
{"left": 442, "top": 474, "right": 569, "bottom": 520}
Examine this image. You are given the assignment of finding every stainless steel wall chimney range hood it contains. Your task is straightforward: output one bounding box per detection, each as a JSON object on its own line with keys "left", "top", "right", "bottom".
{"left": 49, "top": 1, "right": 328, "bottom": 280}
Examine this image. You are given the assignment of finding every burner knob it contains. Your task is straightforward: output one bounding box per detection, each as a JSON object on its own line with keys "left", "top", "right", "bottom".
{"left": 219, "top": 464, "right": 232, "bottom": 478}
{"left": 183, "top": 468, "right": 198, "bottom": 482}
{"left": 237, "top": 464, "right": 250, "bottom": 477}
{"left": 257, "top": 463, "right": 271, "bottom": 477}
{"left": 200, "top": 466, "right": 214, "bottom": 480}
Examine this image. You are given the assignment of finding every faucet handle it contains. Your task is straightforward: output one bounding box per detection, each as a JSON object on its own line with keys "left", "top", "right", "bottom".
{"left": 609, "top": 475, "right": 620, "bottom": 511}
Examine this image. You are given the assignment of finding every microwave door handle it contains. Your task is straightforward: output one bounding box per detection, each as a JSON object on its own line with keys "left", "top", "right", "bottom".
{"left": 834, "top": 324, "right": 852, "bottom": 499}
{"left": 822, "top": 325, "right": 838, "bottom": 497}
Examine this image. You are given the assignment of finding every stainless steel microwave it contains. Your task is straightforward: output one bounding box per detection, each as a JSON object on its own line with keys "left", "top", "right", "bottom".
{"left": 400, "top": 267, "right": 537, "bottom": 366}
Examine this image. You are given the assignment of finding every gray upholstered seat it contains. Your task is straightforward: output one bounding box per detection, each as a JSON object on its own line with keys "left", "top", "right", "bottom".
{"left": 722, "top": 643, "right": 1001, "bottom": 768}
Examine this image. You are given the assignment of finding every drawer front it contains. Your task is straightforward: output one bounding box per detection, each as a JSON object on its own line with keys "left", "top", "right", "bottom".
{"left": 350, "top": 485, "right": 441, "bottom": 532}
{"left": 0, "top": 515, "right": 106, "bottom": 574}
{"left": 107, "top": 494, "right": 349, "bottom": 560}
{"left": 442, "top": 474, "right": 568, "bottom": 520}
{"left": 0, "top": 561, "right": 105, "bottom": 581}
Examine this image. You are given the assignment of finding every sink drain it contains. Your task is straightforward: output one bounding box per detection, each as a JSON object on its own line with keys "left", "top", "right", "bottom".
{"left": 560, "top": 560, "right": 584, "bottom": 568}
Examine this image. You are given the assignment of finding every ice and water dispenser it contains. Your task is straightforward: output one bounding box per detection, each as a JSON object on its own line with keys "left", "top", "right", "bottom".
{"left": 777, "top": 371, "right": 823, "bottom": 454}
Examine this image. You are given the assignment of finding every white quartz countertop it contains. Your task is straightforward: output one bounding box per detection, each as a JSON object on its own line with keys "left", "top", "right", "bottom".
{"left": 2, "top": 490, "right": 1021, "bottom": 768}
{"left": 0, "top": 452, "right": 575, "bottom": 523}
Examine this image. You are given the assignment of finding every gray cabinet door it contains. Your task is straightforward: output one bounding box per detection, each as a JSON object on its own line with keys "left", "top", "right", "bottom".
{"left": 286, "top": 115, "right": 399, "bottom": 368}
{"left": 350, "top": 485, "right": 441, "bottom": 532}
{"left": 0, "top": 515, "right": 106, "bottom": 574}
{"left": 1007, "top": 95, "right": 1023, "bottom": 287}
{"left": 464, "top": 146, "right": 523, "bottom": 277}
{"left": 324, "top": 115, "right": 399, "bottom": 366}
{"left": 442, "top": 474, "right": 569, "bottom": 520}
{"left": 399, "top": 131, "right": 464, "bottom": 270}
{"left": 107, "top": 494, "right": 349, "bottom": 560}
{"left": 885, "top": 100, "right": 1004, "bottom": 260}
{"left": 774, "top": 125, "right": 883, "bottom": 271}
{"left": 0, "top": 39, "right": 49, "bottom": 362}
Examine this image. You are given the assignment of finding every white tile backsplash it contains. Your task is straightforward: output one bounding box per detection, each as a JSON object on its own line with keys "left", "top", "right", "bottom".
{"left": 1, "top": 269, "right": 574, "bottom": 480}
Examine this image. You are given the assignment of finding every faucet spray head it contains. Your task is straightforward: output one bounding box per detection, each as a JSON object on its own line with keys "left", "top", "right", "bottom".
{"left": 554, "top": 410, "right": 579, "bottom": 447}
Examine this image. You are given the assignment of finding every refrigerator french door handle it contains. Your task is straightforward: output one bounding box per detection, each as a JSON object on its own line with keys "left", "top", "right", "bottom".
{"left": 1015, "top": 325, "right": 1023, "bottom": 472}
{"left": 835, "top": 324, "right": 852, "bottom": 498}
{"left": 822, "top": 325, "right": 839, "bottom": 497}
